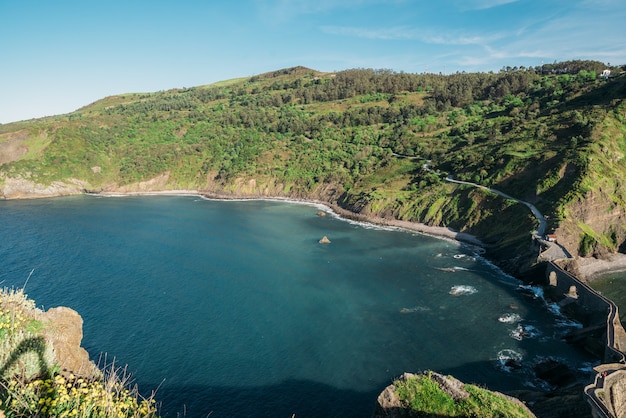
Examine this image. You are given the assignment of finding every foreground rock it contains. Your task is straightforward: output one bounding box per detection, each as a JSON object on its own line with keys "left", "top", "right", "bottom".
{"left": 39, "top": 306, "right": 100, "bottom": 378}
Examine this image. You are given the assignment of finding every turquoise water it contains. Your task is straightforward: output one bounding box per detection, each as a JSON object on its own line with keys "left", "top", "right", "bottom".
{"left": 0, "top": 196, "right": 596, "bottom": 417}
{"left": 591, "top": 272, "right": 626, "bottom": 325}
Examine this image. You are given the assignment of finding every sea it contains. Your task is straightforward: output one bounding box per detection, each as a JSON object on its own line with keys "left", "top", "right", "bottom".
{"left": 0, "top": 195, "right": 597, "bottom": 417}
{"left": 591, "top": 272, "right": 626, "bottom": 325}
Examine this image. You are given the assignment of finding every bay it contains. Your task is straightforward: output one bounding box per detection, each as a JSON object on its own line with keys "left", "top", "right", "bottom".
{"left": 0, "top": 196, "right": 595, "bottom": 417}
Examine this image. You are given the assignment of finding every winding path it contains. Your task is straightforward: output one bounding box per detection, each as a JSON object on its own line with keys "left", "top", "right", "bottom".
{"left": 393, "top": 152, "right": 571, "bottom": 260}
{"left": 444, "top": 174, "right": 547, "bottom": 237}
{"left": 441, "top": 174, "right": 574, "bottom": 260}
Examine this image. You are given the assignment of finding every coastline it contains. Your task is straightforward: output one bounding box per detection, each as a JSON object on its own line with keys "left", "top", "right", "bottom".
{"left": 95, "top": 189, "right": 485, "bottom": 248}
{"left": 575, "top": 253, "right": 626, "bottom": 281}
{"left": 14, "top": 187, "right": 626, "bottom": 281}
{"left": 11, "top": 188, "right": 626, "bottom": 416}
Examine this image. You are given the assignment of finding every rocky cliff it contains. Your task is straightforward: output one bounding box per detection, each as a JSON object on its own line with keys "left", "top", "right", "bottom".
{"left": 39, "top": 306, "right": 100, "bottom": 379}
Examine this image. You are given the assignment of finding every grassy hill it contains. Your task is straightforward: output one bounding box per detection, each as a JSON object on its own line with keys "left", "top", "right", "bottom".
{"left": 1, "top": 61, "right": 625, "bottom": 273}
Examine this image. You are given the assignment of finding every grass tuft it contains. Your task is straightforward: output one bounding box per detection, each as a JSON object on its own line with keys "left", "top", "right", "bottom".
{"left": 393, "top": 372, "right": 534, "bottom": 418}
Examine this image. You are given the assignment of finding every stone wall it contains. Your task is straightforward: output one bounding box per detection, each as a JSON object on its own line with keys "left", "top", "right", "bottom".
{"left": 545, "top": 262, "right": 625, "bottom": 363}
{"left": 545, "top": 262, "right": 626, "bottom": 418}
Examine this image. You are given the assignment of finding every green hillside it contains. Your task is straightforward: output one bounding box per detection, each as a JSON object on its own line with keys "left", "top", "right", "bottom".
{"left": 1, "top": 61, "right": 625, "bottom": 272}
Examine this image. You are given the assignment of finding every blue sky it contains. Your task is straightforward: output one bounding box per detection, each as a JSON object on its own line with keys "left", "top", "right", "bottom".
{"left": 1, "top": 0, "right": 625, "bottom": 124}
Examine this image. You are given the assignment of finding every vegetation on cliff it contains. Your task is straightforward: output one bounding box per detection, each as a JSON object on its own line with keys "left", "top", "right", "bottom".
{"left": 0, "top": 288, "right": 158, "bottom": 417}
{"left": 374, "top": 372, "right": 534, "bottom": 417}
{"left": 1, "top": 60, "right": 625, "bottom": 271}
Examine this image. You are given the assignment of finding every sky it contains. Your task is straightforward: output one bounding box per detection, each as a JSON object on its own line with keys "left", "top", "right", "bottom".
{"left": 1, "top": 0, "right": 625, "bottom": 124}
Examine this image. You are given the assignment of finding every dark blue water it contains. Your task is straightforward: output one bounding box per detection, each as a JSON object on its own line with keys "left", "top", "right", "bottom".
{"left": 0, "top": 196, "right": 596, "bottom": 417}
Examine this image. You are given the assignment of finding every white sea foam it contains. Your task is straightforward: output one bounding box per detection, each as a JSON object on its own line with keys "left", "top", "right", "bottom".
{"left": 449, "top": 285, "right": 478, "bottom": 296}
{"left": 498, "top": 313, "right": 522, "bottom": 323}
{"left": 400, "top": 306, "right": 431, "bottom": 314}
{"left": 496, "top": 349, "right": 524, "bottom": 372}
{"left": 518, "top": 285, "right": 586, "bottom": 329}
{"left": 518, "top": 284, "right": 544, "bottom": 299}
{"left": 453, "top": 254, "right": 476, "bottom": 261}
{"left": 510, "top": 324, "right": 541, "bottom": 341}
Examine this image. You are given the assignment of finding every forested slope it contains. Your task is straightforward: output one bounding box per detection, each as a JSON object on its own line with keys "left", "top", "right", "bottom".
{"left": 1, "top": 61, "right": 625, "bottom": 273}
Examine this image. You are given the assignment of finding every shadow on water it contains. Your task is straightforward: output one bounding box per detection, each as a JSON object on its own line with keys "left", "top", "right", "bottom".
{"left": 438, "top": 359, "right": 595, "bottom": 418}
{"left": 154, "top": 359, "right": 593, "bottom": 418}
{"left": 154, "top": 379, "right": 380, "bottom": 418}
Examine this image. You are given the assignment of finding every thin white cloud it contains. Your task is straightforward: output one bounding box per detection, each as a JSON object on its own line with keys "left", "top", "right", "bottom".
{"left": 457, "top": 0, "right": 521, "bottom": 11}
{"left": 321, "top": 25, "right": 416, "bottom": 40}
{"left": 321, "top": 25, "right": 504, "bottom": 45}
{"left": 423, "top": 32, "right": 505, "bottom": 46}
{"left": 452, "top": 11, "right": 626, "bottom": 71}
{"left": 580, "top": 0, "right": 622, "bottom": 10}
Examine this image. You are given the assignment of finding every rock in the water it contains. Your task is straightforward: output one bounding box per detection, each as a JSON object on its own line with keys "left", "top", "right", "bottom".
{"left": 317, "top": 211, "right": 326, "bottom": 217}
{"left": 534, "top": 359, "right": 577, "bottom": 387}
{"left": 319, "top": 236, "right": 331, "bottom": 244}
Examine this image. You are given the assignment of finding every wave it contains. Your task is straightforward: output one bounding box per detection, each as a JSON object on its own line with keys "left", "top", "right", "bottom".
{"left": 434, "top": 266, "right": 470, "bottom": 273}
{"left": 510, "top": 324, "right": 541, "bottom": 341}
{"left": 453, "top": 254, "right": 476, "bottom": 262}
{"left": 498, "top": 313, "right": 522, "bottom": 324}
{"left": 399, "top": 306, "right": 431, "bottom": 314}
{"left": 449, "top": 285, "right": 478, "bottom": 296}
{"left": 518, "top": 285, "right": 585, "bottom": 329}
{"left": 517, "top": 284, "right": 544, "bottom": 299}
{"left": 496, "top": 349, "right": 524, "bottom": 372}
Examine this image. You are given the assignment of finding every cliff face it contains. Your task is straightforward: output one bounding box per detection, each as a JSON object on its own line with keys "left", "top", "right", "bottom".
{"left": 0, "top": 175, "right": 88, "bottom": 199}
{"left": 553, "top": 102, "right": 626, "bottom": 259}
{"left": 556, "top": 189, "right": 626, "bottom": 259}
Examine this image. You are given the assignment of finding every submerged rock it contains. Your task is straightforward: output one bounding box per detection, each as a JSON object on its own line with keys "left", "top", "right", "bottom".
{"left": 533, "top": 358, "right": 577, "bottom": 388}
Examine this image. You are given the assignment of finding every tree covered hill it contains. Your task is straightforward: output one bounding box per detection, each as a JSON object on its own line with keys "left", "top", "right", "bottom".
{"left": 1, "top": 61, "right": 625, "bottom": 273}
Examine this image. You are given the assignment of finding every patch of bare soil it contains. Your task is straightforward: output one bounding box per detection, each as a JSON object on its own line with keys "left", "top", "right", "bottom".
{"left": 0, "top": 130, "right": 29, "bottom": 165}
